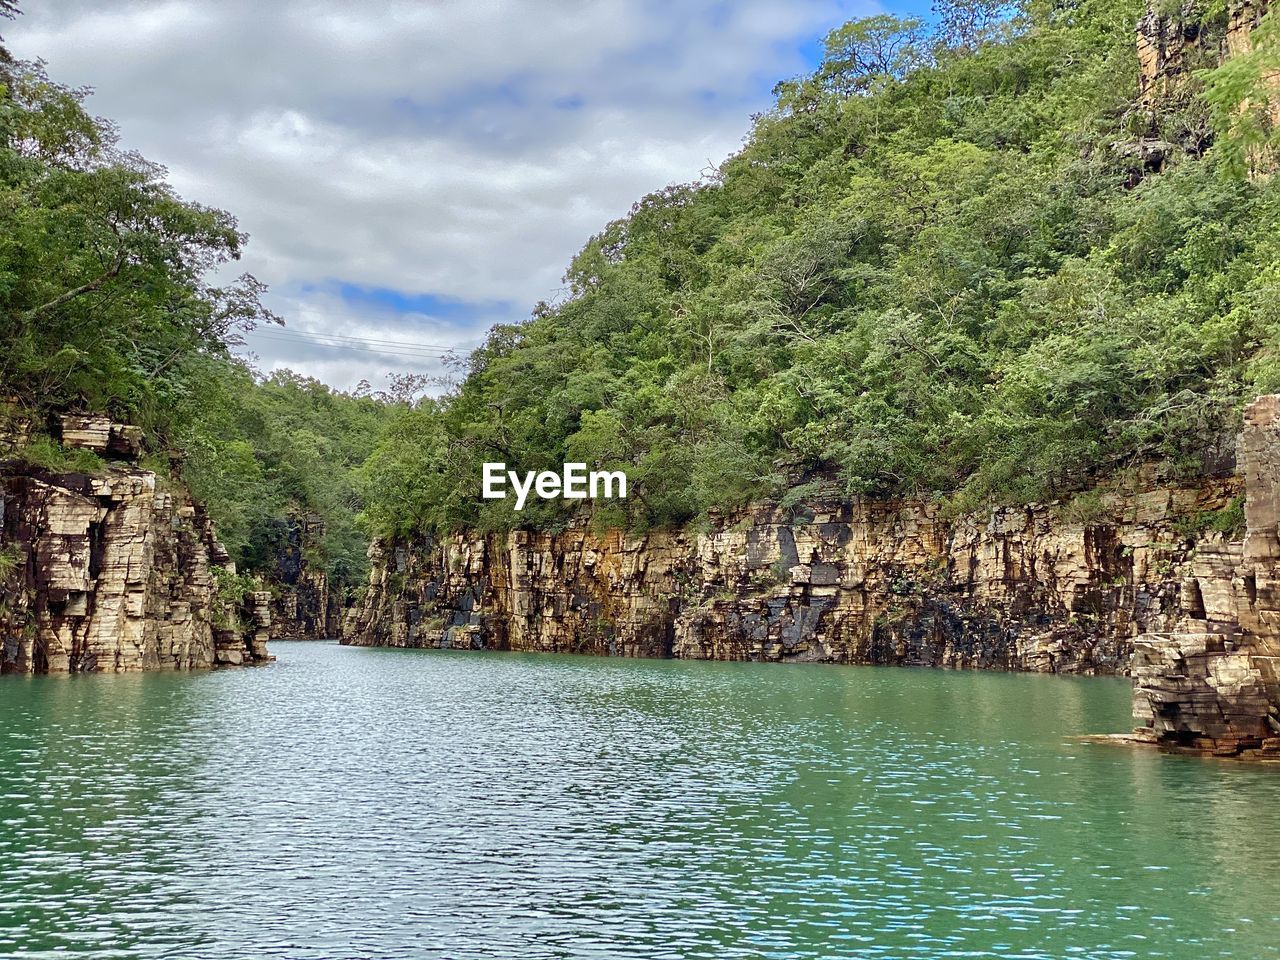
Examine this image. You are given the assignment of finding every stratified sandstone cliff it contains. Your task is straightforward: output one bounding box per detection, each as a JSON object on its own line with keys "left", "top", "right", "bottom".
{"left": 1131, "top": 396, "right": 1280, "bottom": 757}
{"left": 1138, "top": 0, "right": 1273, "bottom": 104}
{"left": 1127, "top": 0, "right": 1276, "bottom": 179}
{"left": 1138, "top": 2, "right": 1209, "bottom": 106}
{"left": 344, "top": 397, "right": 1280, "bottom": 758}
{"left": 0, "top": 417, "right": 271, "bottom": 673}
{"left": 343, "top": 476, "right": 1239, "bottom": 674}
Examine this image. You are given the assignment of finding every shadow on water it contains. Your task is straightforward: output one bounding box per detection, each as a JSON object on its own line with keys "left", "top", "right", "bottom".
{"left": 2, "top": 642, "right": 1279, "bottom": 959}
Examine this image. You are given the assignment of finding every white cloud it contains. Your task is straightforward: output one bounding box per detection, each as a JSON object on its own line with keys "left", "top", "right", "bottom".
{"left": 7, "top": 0, "right": 878, "bottom": 390}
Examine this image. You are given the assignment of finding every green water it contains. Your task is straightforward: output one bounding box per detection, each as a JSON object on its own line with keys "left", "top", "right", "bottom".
{"left": 1, "top": 642, "right": 1279, "bottom": 959}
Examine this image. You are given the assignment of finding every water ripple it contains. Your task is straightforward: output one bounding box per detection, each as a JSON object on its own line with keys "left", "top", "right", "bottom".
{"left": 2, "top": 643, "right": 1279, "bottom": 959}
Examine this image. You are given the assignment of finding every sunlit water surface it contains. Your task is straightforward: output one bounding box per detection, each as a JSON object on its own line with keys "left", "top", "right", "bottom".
{"left": 2, "top": 641, "right": 1280, "bottom": 959}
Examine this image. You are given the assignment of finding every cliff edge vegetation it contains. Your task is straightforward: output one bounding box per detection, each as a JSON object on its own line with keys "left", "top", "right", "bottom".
{"left": 0, "top": 3, "right": 389, "bottom": 608}
{"left": 360, "top": 0, "right": 1280, "bottom": 537}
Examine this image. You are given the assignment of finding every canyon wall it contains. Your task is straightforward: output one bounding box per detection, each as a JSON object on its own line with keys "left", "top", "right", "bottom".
{"left": 1137, "top": 1, "right": 1213, "bottom": 106}
{"left": 1131, "top": 396, "right": 1280, "bottom": 757}
{"left": 1136, "top": 0, "right": 1278, "bottom": 175}
{"left": 0, "top": 417, "right": 271, "bottom": 673}
{"left": 343, "top": 475, "right": 1239, "bottom": 675}
{"left": 1138, "top": 0, "right": 1273, "bottom": 104}
{"left": 344, "top": 396, "right": 1280, "bottom": 756}
{"left": 259, "top": 513, "right": 341, "bottom": 641}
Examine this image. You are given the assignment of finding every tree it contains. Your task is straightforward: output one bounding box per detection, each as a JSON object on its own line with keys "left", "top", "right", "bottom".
{"left": 0, "top": 59, "right": 278, "bottom": 428}
{"left": 0, "top": 0, "right": 19, "bottom": 65}
{"left": 933, "top": 0, "right": 1017, "bottom": 52}
{"left": 1200, "top": 7, "right": 1280, "bottom": 176}
{"left": 818, "top": 16, "right": 928, "bottom": 96}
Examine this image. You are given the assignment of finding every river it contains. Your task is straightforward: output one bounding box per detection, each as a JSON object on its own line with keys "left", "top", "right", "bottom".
{"left": 2, "top": 641, "right": 1279, "bottom": 959}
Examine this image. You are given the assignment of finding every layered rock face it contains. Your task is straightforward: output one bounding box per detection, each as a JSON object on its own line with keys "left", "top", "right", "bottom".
{"left": 260, "top": 514, "right": 339, "bottom": 640}
{"left": 343, "top": 397, "right": 1280, "bottom": 758}
{"left": 0, "top": 417, "right": 270, "bottom": 673}
{"left": 343, "top": 476, "right": 1239, "bottom": 675}
{"left": 1137, "top": 1, "right": 1212, "bottom": 106}
{"left": 1138, "top": 0, "right": 1273, "bottom": 103}
{"left": 1131, "top": 396, "right": 1280, "bottom": 756}
{"left": 1132, "top": 0, "right": 1277, "bottom": 176}
{"left": 57, "top": 415, "right": 144, "bottom": 459}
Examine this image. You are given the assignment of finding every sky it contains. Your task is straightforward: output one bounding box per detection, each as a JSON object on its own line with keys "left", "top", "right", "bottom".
{"left": 6, "top": 0, "right": 930, "bottom": 392}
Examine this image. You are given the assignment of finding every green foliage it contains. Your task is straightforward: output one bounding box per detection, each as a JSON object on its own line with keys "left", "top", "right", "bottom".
{"left": 1199, "top": 8, "right": 1280, "bottom": 176}
{"left": 177, "top": 362, "right": 387, "bottom": 586}
{"left": 355, "top": 400, "right": 457, "bottom": 537}
{"left": 770, "top": 557, "right": 793, "bottom": 585}
{"left": 210, "top": 565, "right": 254, "bottom": 630}
{"left": 362, "top": 0, "right": 1280, "bottom": 537}
{"left": 7, "top": 0, "right": 1279, "bottom": 557}
{"left": 0, "top": 45, "right": 387, "bottom": 592}
{"left": 815, "top": 15, "right": 928, "bottom": 95}
{"left": 17, "top": 433, "right": 105, "bottom": 474}
{"left": 1173, "top": 494, "right": 1247, "bottom": 541}
{"left": 0, "top": 57, "right": 277, "bottom": 436}
{"left": 0, "top": 542, "right": 23, "bottom": 578}
{"left": 1210, "top": 495, "right": 1248, "bottom": 538}
{"left": 1055, "top": 490, "right": 1109, "bottom": 526}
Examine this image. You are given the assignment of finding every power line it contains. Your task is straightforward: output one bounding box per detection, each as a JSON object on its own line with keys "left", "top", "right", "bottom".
{"left": 239, "top": 328, "right": 467, "bottom": 360}
{"left": 247, "top": 328, "right": 456, "bottom": 351}
{"left": 251, "top": 326, "right": 461, "bottom": 351}
{"left": 244, "top": 331, "right": 455, "bottom": 360}
{"left": 251, "top": 332, "right": 452, "bottom": 355}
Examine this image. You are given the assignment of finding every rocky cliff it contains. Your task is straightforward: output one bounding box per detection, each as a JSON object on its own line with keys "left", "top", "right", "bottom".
{"left": 1136, "top": 0, "right": 1277, "bottom": 173}
{"left": 1136, "top": 0, "right": 1274, "bottom": 176}
{"left": 0, "top": 417, "right": 271, "bottom": 673}
{"left": 258, "top": 513, "right": 341, "bottom": 641}
{"left": 1138, "top": 0, "right": 1273, "bottom": 101}
{"left": 344, "top": 397, "right": 1280, "bottom": 757}
{"left": 343, "top": 474, "right": 1240, "bottom": 674}
{"left": 1137, "top": 2, "right": 1212, "bottom": 107}
{"left": 1130, "top": 396, "right": 1280, "bottom": 757}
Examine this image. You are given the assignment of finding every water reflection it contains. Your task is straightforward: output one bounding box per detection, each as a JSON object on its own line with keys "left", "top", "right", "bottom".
{"left": 2, "top": 644, "right": 1279, "bottom": 959}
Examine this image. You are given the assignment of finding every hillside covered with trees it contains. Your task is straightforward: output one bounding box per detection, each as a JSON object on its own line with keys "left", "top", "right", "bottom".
{"left": 361, "top": 0, "right": 1280, "bottom": 536}
{"left": 3, "top": 0, "right": 1279, "bottom": 566}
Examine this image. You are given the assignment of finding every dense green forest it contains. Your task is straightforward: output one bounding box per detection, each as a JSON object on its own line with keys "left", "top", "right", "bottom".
{"left": 3, "top": 0, "right": 1279, "bottom": 567}
{"left": 359, "top": 0, "right": 1280, "bottom": 535}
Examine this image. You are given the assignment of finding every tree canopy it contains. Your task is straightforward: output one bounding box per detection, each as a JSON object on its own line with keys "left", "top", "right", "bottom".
{"left": 359, "top": 0, "right": 1280, "bottom": 536}
{"left": 0, "top": 36, "right": 384, "bottom": 591}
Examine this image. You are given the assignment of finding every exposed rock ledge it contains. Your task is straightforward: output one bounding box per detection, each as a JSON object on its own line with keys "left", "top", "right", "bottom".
{"left": 342, "top": 399, "right": 1280, "bottom": 757}
{"left": 1130, "top": 396, "right": 1280, "bottom": 758}
{"left": 0, "top": 416, "right": 271, "bottom": 673}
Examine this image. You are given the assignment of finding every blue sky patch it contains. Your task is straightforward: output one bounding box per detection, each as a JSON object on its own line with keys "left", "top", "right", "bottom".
{"left": 301, "top": 281, "right": 520, "bottom": 324}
